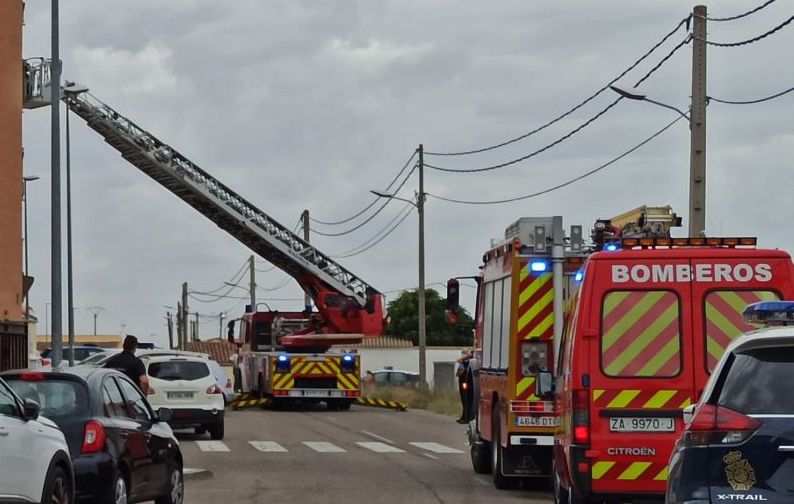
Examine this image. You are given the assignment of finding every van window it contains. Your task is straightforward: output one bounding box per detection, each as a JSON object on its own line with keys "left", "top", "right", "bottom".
{"left": 704, "top": 290, "right": 780, "bottom": 372}
{"left": 601, "top": 290, "right": 681, "bottom": 377}
{"left": 482, "top": 281, "right": 495, "bottom": 368}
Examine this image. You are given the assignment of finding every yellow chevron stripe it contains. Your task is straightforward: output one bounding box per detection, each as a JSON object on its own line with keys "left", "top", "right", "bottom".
{"left": 336, "top": 372, "right": 354, "bottom": 390}
{"left": 618, "top": 462, "right": 652, "bottom": 480}
{"left": 518, "top": 288, "right": 554, "bottom": 332}
{"left": 518, "top": 273, "right": 551, "bottom": 307}
{"left": 643, "top": 390, "right": 677, "bottom": 409}
{"left": 528, "top": 310, "right": 554, "bottom": 338}
{"left": 593, "top": 389, "right": 605, "bottom": 402}
{"left": 607, "top": 390, "right": 641, "bottom": 408}
{"left": 680, "top": 398, "right": 691, "bottom": 409}
{"left": 591, "top": 461, "right": 615, "bottom": 480}
{"left": 516, "top": 377, "right": 534, "bottom": 397}
{"left": 273, "top": 373, "right": 291, "bottom": 389}
{"left": 654, "top": 467, "right": 669, "bottom": 481}
{"left": 519, "top": 266, "right": 529, "bottom": 282}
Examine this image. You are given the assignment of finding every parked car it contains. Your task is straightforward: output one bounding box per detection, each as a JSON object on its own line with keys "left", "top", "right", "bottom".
{"left": 667, "top": 309, "right": 794, "bottom": 504}
{"left": 40, "top": 345, "right": 108, "bottom": 367}
{"left": 145, "top": 355, "right": 225, "bottom": 439}
{"left": 0, "top": 374, "right": 74, "bottom": 504}
{"left": 205, "top": 358, "right": 235, "bottom": 405}
{"left": 2, "top": 368, "right": 184, "bottom": 504}
{"left": 371, "top": 369, "right": 420, "bottom": 388}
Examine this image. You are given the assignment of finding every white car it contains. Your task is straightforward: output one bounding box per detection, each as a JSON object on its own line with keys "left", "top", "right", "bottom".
{"left": 145, "top": 355, "right": 226, "bottom": 440}
{"left": 0, "top": 375, "right": 74, "bottom": 504}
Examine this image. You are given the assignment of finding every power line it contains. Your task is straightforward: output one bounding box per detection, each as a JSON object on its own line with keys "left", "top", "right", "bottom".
{"left": 707, "top": 0, "right": 778, "bottom": 21}
{"left": 424, "top": 16, "right": 691, "bottom": 157}
{"left": 188, "top": 257, "right": 250, "bottom": 296}
{"left": 427, "top": 115, "right": 684, "bottom": 205}
{"left": 331, "top": 203, "right": 415, "bottom": 258}
{"left": 310, "top": 150, "right": 418, "bottom": 226}
{"left": 698, "top": 15, "right": 794, "bottom": 46}
{"left": 709, "top": 84, "right": 794, "bottom": 104}
{"left": 310, "top": 162, "right": 417, "bottom": 237}
{"left": 330, "top": 201, "right": 414, "bottom": 258}
{"left": 425, "top": 36, "right": 691, "bottom": 174}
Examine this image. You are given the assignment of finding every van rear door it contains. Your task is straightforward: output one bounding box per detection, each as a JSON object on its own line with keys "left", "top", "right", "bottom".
{"left": 587, "top": 255, "right": 695, "bottom": 496}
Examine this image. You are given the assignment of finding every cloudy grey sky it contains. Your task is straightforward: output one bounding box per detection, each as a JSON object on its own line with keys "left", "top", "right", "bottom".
{"left": 21, "top": 1, "right": 794, "bottom": 346}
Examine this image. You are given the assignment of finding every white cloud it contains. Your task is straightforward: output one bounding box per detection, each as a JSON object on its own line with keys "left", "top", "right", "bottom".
{"left": 72, "top": 44, "right": 179, "bottom": 96}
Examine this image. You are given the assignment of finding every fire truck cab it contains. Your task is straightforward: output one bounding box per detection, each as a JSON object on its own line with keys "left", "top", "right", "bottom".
{"left": 541, "top": 217, "right": 794, "bottom": 503}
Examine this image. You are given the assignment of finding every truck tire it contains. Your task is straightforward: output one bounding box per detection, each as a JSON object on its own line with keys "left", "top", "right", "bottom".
{"left": 491, "top": 407, "right": 512, "bottom": 489}
{"left": 469, "top": 411, "right": 491, "bottom": 474}
{"left": 553, "top": 459, "right": 569, "bottom": 504}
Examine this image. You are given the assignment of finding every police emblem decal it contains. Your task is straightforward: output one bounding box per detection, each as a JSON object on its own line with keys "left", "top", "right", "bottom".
{"left": 724, "top": 451, "right": 756, "bottom": 491}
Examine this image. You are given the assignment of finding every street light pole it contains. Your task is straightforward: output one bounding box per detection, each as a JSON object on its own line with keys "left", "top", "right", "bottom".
{"left": 65, "top": 98, "right": 74, "bottom": 366}
{"left": 22, "top": 176, "right": 40, "bottom": 322}
{"left": 417, "top": 144, "right": 427, "bottom": 389}
{"left": 50, "top": 0, "right": 63, "bottom": 370}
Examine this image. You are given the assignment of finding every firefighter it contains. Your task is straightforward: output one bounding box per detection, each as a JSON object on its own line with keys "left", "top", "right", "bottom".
{"left": 455, "top": 349, "right": 472, "bottom": 424}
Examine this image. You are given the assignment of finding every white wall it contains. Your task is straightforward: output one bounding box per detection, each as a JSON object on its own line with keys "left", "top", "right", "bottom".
{"left": 357, "top": 347, "right": 464, "bottom": 388}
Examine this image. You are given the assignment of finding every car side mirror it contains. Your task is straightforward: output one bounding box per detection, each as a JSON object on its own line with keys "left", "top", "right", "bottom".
{"left": 22, "top": 398, "right": 40, "bottom": 421}
{"left": 157, "top": 407, "right": 174, "bottom": 423}
{"left": 682, "top": 404, "right": 696, "bottom": 425}
{"left": 534, "top": 370, "right": 554, "bottom": 399}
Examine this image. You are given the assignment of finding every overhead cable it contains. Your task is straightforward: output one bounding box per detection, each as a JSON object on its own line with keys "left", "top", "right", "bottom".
{"left": 699, "top": 15, "right": 794, "bottom": 46}
{"left": 310, "top": 150, "right": 417, "bottom": 226}
{"left": 707, "top": 0, "right": 778, "bottom": 21}
{"left": 424, "top": 35, "right": 691, "bottom": 174}
{"left": 188, "top": 258, "right": 250, "bottom": 296}
{"left": 709, "top": 84, "right": 794, "bottom": 104}
{"left": 311, "top": 163, "right": 417, "bottom": 237}
{"left": 330, "top": 201, "right": 414, "bottom": 258}
{"left": 424, "top": 16, "right": 691, "bottom": 157}
{"left": 331, "top": 202, "right": 415, "bottom": 258}
{"left": 427, "top": 115, "right": 684, "bottom": 205}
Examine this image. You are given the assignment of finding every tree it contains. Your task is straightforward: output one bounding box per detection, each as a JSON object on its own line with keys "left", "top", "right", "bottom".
{"left": 386, "top": 289, "right": 474, "bottom": 346}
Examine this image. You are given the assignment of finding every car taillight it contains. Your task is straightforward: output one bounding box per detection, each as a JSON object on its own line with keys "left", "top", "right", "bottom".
{"left": 207, "top": 384, "right": 222, "bottom": 394}
{"left": 684, "top": 404, "right": 761, "bottom": 446}
{"left": 82, "top": 420, "right": 106, "bottom": 454}
{"left": 572, "top": 389, "right": 590, "bottom": 445}
{"left": 20, "top": 371, "right": 45, "bottom": 381}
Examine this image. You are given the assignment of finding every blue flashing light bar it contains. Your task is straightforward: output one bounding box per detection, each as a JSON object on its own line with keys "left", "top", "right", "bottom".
{"left": 342, "top": 354, "right": 354, "bottom": 363}
{"left": 530, "top": 260, "right": 549, "bottom": 272}
{"left": 604, "top": 243, "right": 620, "bottom": 252}
{"left": 743, "top": 301, "right": 794, "bottom": 326}
{"left": 574, "top": 270, "right": 584, "bottom": 283}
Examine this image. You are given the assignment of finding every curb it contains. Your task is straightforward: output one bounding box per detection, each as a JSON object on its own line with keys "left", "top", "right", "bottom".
{"left": 184, "top": 468, "right": 213, "bottom": 481}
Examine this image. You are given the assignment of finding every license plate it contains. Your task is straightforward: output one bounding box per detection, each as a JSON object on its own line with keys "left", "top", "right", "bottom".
{"left": 167, "top": 391, "right": 194, "bottom": 400}
{"left": 515, "top": 416, "right": 559, "bottom": 427}
{"left": 609, "top": 417, "right": 675, "bottom": 432}
{"left": 287, "top": 389, "right": 345, "bottom": 398}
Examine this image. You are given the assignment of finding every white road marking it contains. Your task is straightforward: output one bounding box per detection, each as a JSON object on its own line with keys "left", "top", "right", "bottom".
{"left": 195, "top": 441, "right": 230, "bottom": 452}
{"left": 410, "top": 442, "right": 464, "bottom": 454}
{"left": 361, "top": 430, "right": 395, "bottom": 444}
{"left": 183, "top": 468, "right": 206, "bottom": 474}
{"left": 303, "top": 441, "right": 346, "bottom": 453}
{"left": 249, "top": 441, "right": 288, "bottom": 452}
{"left": 356, "top": 442, "right": 406, "bottom": 453}
{"left": 422, "top": 453, "right": 439, "bottom": 460}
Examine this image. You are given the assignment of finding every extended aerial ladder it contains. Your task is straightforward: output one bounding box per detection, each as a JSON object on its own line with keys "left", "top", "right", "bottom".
{"left": 23, "top": 59, "right": 384, "bottom": 349}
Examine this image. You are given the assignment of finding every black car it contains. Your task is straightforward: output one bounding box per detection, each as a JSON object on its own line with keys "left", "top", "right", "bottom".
{"left": 666, "top": 328, "right": 794, "bottom": 504}
{"left": 2, "top": 367, "right": 184, "bottom": 504}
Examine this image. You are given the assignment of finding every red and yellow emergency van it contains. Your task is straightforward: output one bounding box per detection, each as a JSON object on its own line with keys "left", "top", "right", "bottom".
{"left": 548, "top": 237, "right": 794, "bottom": 503}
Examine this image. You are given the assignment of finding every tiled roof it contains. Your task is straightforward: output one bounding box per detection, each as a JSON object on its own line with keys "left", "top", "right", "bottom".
{"left": 184, "top": 339, "right": 237, "bottom": 365}
{"left": 333, "top": 336, "right": 414, "bottom": 349}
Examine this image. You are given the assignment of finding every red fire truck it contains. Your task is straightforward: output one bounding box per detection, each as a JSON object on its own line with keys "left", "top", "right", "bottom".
{"left": 535, "top": 214, "right": 794, "bottom": 503}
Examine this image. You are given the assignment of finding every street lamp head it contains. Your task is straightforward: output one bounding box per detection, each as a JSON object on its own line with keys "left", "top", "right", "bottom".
{"left": 23, "top": 175, "right": 40, "bottom": 182}
{"left": 62, "top": 81, "right": 89, "bottom": 95}
{"left": 609, "top": 84, "right": 647, "bottom": 101}
{"left": 370, "top": 190, "right": 393, "bottom": 199}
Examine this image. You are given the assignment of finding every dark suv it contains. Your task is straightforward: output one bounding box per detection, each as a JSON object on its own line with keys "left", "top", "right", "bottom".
{"left": 667, "top": 328, "right": 794, "bottom": 503}
{"left": 2, "top": 367, "right": 184, "bottom": 504}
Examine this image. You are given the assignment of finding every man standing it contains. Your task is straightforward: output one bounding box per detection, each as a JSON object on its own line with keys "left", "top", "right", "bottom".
{"left": 455, "top": 349, "right": 472, "bottom": 424}
{"left": 104, "top": 335, "right": 150, "bottom": 394}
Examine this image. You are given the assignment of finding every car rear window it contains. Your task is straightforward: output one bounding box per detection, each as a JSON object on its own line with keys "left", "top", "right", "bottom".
{"left": 601, "top": 290, "right": 682, "bottom": 377}
{"left": 717, "top": 346, "right": 794, "bottom": 415}
{"left": 7, "top": 379, "right": 89, "bottom": 419}
{"left": 704, "top": 290, "right": 780, "bottom": 372}
{"left": 148, "top": 361, "right": 210, "bottom": 381}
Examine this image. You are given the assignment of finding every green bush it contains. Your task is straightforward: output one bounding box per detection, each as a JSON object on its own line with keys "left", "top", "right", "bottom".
{"left": 366, "top": 386, "right": 462, "bottom": 418}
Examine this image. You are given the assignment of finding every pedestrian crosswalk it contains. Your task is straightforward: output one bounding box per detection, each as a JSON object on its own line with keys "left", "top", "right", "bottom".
{"left": 194, "top": 439, "right": 463, "bottom": 455}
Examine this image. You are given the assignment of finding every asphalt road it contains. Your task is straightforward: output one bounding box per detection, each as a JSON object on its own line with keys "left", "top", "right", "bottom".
{"left": 177, "top": 404, "right": 553, "bottom": 504}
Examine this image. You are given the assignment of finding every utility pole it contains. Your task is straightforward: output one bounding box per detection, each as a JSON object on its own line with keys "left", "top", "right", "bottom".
{"left": 302, "top": 210, "right": 311, "bottom": 312}
{"left": 417, "top": 144, "right": 427, "bottom": 389}
{"left": 176, "top": 302, "right": 183, "bottom": 349}
{"left": 249, "top": 255, "right": 256, "bottom": 310}
{"left": 194, "top": 312, "right": 199, "bottom": 342}
{"left": 166, "top": 311, "right": 174, "bottom": 349}
{"left": 86, "top": 306, "right": 104, "bottom": 336}
{"left": 218, "top": 312, "right": 225, "bottom": 340}
{"left": 50, "top": 0, "right": 63, "bottom": 370}
{"left": 689, "top": 5, "right": 707, "bottom": 237}
{"left": 181, "top": 282, "right": 188, "bottom": 350}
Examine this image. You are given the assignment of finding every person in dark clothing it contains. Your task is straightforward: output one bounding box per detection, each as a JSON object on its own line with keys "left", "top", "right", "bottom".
{"left": 455, "top": 349, "right": 472, "bottom": 424}
{"left": 104, "top": 335, "right": 150, "bottom": 393}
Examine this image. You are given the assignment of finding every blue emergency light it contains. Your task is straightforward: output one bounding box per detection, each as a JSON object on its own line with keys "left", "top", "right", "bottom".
{"left": 743, "top": 301, "right": 794, "bottom": 326}
{"left": 276, "top": 354, "right": 291, "bottom": 371}
{"left": 574, "top": 270, "right": 584, "bottom": 283}
{"left": 530, "top": 260, "right": 549, "bottom": 272}
{"left": 604, "top": 243, "right": 620, "bottom": 252}
{"left": 341, "top": 354, "right": 356, "bottom": 372}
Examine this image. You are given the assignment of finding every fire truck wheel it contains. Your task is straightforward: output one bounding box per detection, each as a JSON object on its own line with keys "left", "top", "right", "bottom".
{"left": 553, "top": 459, "right": 568, "bottom": 504}
{"left": 490, "top": 408, "right": 512, "bottom": 489}
{"left": 326, "top": 401, "right": 339, "bottom": 411}
{"left": 338, "top": 400, "right": 353, "bottom": 411}
{"left": 194, "top": 426, "right": 207, "bottom": 435}
{"left": 469, "top": 426, "right": 491, "bottom": 474}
